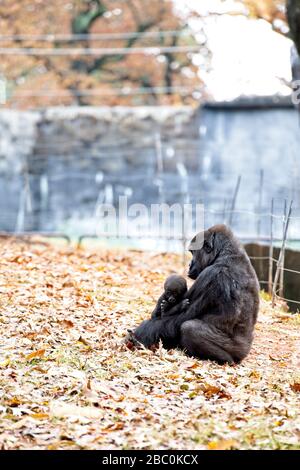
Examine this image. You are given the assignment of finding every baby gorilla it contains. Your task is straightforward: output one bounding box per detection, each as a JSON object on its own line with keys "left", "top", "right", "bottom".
{"left": 125, "top": 274, "right": 188, "bottom": 350}
{"left": 151, "top": 274, "right": 189, "bottom": 319}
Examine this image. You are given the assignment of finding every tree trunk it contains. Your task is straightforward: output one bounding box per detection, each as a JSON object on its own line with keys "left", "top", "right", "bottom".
{"left": 287, "top": 0, "right": 300, "bottom": 53}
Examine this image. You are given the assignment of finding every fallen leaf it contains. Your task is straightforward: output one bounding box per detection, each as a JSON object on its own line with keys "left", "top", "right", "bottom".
{"left": 200, "top": 383, "right": 232, "bottom": 399}
{"left": 26, "top": 349, "right": 46, "bottom": 361}
{"left": 0, "top": 359, "right": 10, "bottom": 368}
{"left": 208, "top": 439, "right": 237, "bottom": 450}
{"left": 30, "top": 413, "right": 49, "bottom": 420}
{"left": 77, "top": 336, "right": 90, "bottom": 347}
{"left": 50, "top": 403, "right": 102, "bottom": 419}
{"left": 290, "top": 382, "right": 300, "bottom": 392}
{"left": 60, "top": 319, "right": 74, "bottom": 328}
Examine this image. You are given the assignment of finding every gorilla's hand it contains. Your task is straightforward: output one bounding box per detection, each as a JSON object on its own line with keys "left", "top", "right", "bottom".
{"left": 181, "top": 298, "right": 190, "bottom": 311}
{"left": 160, "top": 299, "right": 168, "bottom": 316}
{"left": 161, "top": 298, "right": 190, "bottom": 317}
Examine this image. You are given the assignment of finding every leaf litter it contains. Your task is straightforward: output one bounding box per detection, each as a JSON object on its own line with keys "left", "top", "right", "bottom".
{"left": 0, "top": 238, "right": 299, "bottom": 450}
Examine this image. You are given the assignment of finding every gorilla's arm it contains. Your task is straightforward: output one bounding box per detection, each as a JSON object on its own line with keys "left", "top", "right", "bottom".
{"left": 151, "top": 293, "right": 164, "bottom": 319}
{"left": 134, "top": 266, "right": 236, "bottom": 348}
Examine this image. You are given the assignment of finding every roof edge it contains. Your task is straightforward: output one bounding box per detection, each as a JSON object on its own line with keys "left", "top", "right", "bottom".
{"left": 202, "top": 94, "right": 295, "bottom": 110}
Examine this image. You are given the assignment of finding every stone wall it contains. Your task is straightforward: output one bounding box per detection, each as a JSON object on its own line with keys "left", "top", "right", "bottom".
{"left": 0, "top": 106, "right": 199, "bottom": 173}
{"left": 0, "top": 110, "right": 39, "bottom": 173}
{"left": 1, "top": 102, "right": 300, "bottom": 237}
{"left": 0, "top": 106, "right": 200, "bottom": 232}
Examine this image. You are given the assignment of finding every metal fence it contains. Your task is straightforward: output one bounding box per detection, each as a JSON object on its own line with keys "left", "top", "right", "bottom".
{"left": 0, "top": 163, "right": 299, "bottom": 312}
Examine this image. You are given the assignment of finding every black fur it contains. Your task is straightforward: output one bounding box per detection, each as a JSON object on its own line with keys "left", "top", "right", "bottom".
{"left": 132, "top": 225, "right": 260, "bottom": 364}
{"left": 151, "top": 274, "right": 188, "bottom": 319}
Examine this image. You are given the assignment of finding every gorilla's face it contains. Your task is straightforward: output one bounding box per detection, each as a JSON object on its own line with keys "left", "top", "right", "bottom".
{"left": 164, "top": 275, "right": 187, "bottom": 301}
{"left": 188, "top": 230, "right": 216, "bottom": 280}
{"left": 164, "top": 291, "right": 176, "bottom": 304}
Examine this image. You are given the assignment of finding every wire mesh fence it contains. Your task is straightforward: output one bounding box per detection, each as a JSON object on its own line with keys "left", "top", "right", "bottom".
{"left": 1, "top": 101, "right": 300, "bottom": 311}
{"left": 0, "top": 161, "right": 299, "bottom": 312}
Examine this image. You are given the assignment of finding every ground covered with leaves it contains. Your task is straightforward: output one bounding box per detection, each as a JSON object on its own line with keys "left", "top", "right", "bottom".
{"left": 0, "top": 238, "right": 299, "bottom": 450}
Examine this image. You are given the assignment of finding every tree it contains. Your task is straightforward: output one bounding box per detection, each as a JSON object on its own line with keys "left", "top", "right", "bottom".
{"left": 287, "top": 0, "right": 300, "bottom": 54}
{"left": 0, "top": 0, "right": 203, "bottom": 108}
{"left": 240, "top": 0, "right": 287, "bottom": 34}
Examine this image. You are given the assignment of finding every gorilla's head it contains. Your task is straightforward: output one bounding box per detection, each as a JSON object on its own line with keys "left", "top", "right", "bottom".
{"left": 164, "top": 275, "right": 187, "bottom": 303}
{"left": 188, "top": 224, "right": 237, "bottom": 280}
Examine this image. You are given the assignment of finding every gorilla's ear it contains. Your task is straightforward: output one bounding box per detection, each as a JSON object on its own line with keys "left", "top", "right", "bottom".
{"left": 204, "top": 232, "right": 215, "bottom": 253}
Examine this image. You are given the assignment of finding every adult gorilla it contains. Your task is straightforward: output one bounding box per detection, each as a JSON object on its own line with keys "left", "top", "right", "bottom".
{"left": 131, "top": 224, "right": 259, "bottom": 364}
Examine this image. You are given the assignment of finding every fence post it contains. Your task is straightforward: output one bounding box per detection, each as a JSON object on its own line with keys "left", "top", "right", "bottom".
{"left": 272, "top": 200, "right": 293, "bottom": 307}
{"left": 279, "top": 200, "right": 287, "bottom": 298}
{"left": 228, "top": 175, "right": 241, "bottom": 226}
{"left": 257, "top": 169, "right": 264, "bottom": 239}
{"left": 268, "top": 198, "right": 274, "bottom": 295}
{"left": 222, "top": 198, "right": 227, "bottom": 224}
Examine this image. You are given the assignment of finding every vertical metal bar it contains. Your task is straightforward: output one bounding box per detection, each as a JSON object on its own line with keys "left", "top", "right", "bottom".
{"left": 228, "top": 175, "right": 241, "bottom": 226}
{"left": 256, "top": 170, "right": 264, "bottom": 287}
{"left": 155, "top": 132, "right": 164, "bottom": 174}
{"left": 257, "top": 169, "right": 264, "bottom": 238}
{"left": 268, "top": 198, "right": 274, "bottom": 295}
{"left": 177, "top": 163, "right": 189, "bottom": 270}
{"left": 222, "top": 198, "right": 227, "bottom": 224}
{"left": 272, "top": 200, "right": 293, "bottom": 307}
{"left": 182, "top": 225, "right": 187, "bottom": 271}
{"left": 279, "top": 200, "right": 287, "bottom": 298}
{"left": 155, "top": 132, "right": 165, "bottom": 210}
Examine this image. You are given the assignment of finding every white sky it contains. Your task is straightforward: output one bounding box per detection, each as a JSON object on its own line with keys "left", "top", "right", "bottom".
{"left": 175, "top": 0, "right": 293, "bottom": 100}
